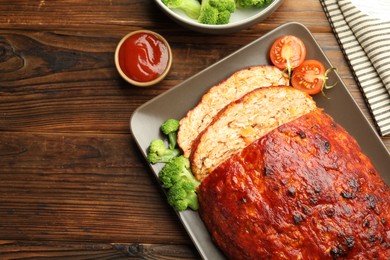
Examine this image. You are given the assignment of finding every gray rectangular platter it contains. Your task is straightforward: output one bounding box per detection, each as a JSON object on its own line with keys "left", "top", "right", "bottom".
{"left": 130, "top": 22, "right": 390, "bottom": 260}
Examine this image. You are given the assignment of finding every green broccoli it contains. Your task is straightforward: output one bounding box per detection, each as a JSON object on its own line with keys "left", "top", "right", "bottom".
{"left": 162, "top": 0, "right": 201, "bottom": 19}
{"left": 159, "top": 156, "right": 199, "bottom": 188}
{"left": 167, "top": 180, "right": 199, "bottom": 211}
{"left": 147, "top": 139, "right": 181, "bottom": 164}
{"left": 235, "top": 0, "right": 272, "bottom": 8}
{"left": 160, "top": 119, "right": 180, "bottom": 150}
{"left": 147, "top": 119, "right": 200, "bottom": 211}
{"left": 198, "top": 0, "right": 236, "bottom": 25}
{"left": 159, "top": 156, "right": 200, "bottom": 211}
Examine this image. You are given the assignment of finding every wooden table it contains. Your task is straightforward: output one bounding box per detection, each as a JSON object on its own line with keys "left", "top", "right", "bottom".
{"left": 1, "top": 0, "right": 389, "bottom": 259}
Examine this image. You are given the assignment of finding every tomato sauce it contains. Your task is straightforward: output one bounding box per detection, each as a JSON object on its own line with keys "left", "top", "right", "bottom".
{"left": 118, "top": 32, "right": 169, "bottom": 82}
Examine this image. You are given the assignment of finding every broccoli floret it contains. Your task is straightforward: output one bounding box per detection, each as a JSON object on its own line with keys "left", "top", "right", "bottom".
{"left": 147, "top": 139, "right": 181, "bottom": 164}
{"left": 215, "top": 10, "right": 232, "bottom": 24}
{"left": 198, "top": 0, "right": 236, "bottom": 25}
{"left": 159, "top": 156, "right": 199, "bottom": 188}
{"left": 167, "top": 180, "right": 199, "bottom": 211}
{"left": 198, "top": 5, "right": 218, "bottom": 24}
{"left": 159, "top": 156, "right": 200, "bottom": 211}
{"left": 160, "top": 119, "right": 180, "bottom": 150}
{"left": 147, "top": 119, "right": 181, "bottom": 163}
{"left": 235, "top": 0, "right": 272, "bottom": 8}
{"left": 162, "top": 0, "right": 201, "bottom": 19}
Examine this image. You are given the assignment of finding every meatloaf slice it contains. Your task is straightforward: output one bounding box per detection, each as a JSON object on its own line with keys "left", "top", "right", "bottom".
{"left": 190, "top": 86, "right": 316, "bottom": 182}
{"left": 198, "top": 109, "right": 390, "bottom": 260}
{"left": 177, "top": 65, "right": 288, "bottom": 158}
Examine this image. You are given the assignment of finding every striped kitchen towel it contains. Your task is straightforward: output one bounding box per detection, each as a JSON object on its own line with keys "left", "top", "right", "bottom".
{"left": 320, "top": 0, "right": 390, "bottom": 136}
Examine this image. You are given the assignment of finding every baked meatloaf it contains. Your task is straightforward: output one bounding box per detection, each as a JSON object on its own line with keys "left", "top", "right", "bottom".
{"left": 190, "top": 86, "right": 316, "bottom": 182}
{"left": 177, "top": 65, "right": 288, "bottom": 158}
{"left": 198, "top": 109, "right": 390, "bottom": 259}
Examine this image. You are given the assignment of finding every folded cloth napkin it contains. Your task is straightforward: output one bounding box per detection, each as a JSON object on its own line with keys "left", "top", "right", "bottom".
{"left": 320, "top": 0, "right": 390, "bottom": 136}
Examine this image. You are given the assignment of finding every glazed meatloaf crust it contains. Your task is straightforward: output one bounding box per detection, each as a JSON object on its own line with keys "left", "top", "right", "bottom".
{"left": 177, "top": 65, "right": 288, "bottom": 158}
{"left": 190, "top": 86, "right": 316, "bottom": 182}
{"left": 198, "top": 109, "right": 390, "bottom": 260}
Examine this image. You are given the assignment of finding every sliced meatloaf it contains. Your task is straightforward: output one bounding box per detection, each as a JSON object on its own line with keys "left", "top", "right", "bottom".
{"left": 190, "top": 86, "right": 316, "bottom": 182}
{"left": 198, "top": 108, "right": 390, "bottom": 259}
{"left": 177, "top": 65, "right": 288, "bottom": 158}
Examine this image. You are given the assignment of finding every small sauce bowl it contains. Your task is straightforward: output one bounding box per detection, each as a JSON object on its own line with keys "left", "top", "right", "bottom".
{"left": 115, "top": 30, "right": 172, "bottom": 87}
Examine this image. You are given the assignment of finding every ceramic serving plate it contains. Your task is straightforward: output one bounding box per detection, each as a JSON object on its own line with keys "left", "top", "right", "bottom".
{"left": 130, "top": 22, "right": 390, "bottom": 260}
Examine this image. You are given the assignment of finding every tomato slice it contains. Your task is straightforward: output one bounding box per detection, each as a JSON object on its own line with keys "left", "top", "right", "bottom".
{"left": 291, "top": 60, "right": 326, "bottom": 95}
{"left": 270, "top": 35, "right": 306, "bottom": 73}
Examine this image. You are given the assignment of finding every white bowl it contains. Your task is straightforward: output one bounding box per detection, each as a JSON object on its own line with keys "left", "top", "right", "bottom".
{"left": 154, "top": 0, "right": 284, "bottom": 34}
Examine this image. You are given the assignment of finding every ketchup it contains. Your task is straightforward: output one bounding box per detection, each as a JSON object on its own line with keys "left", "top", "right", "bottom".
{"left": 118, "top": 32, "right": 169, "bottom": 83}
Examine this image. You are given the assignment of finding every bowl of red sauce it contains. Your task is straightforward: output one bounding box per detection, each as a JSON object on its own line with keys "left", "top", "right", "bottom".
{"left": 115, "top": 30, "right": 172, "bottom": 87}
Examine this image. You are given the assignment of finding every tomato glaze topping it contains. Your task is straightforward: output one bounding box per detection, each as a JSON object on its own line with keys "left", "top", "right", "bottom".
{"left": 118, "top": 32, "right": 169, "bottom": 82}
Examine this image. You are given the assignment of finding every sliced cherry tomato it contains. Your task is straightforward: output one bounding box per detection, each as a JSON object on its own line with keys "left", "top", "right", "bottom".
{"left": 270, "top": 35, "right": 306, "bottom": 75}
{"left": 291, "top": 60, "right": 336, "bottom": 95}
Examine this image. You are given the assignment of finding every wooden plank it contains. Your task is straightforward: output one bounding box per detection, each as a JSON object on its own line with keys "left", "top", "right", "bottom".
{"left": 0, "top": 132, "right": 191, "bottom": 244}
{"left": 0, "top": 240, "right": 199, "bottom": 259}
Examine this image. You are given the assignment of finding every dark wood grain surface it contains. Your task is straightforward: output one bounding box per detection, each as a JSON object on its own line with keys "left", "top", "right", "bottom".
{"left": 1, "top": 0, "right": 389, "bottom": 259}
